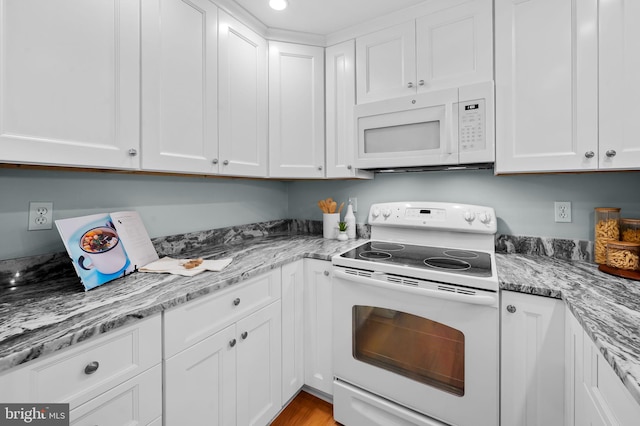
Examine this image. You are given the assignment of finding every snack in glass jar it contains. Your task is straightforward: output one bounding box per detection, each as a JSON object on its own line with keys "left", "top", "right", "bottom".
{"left": 621, "top": 218, "right": 640, "bottom": 243}
{"left": 594, "top": 207, "right": 621, "bottom": 264}
{"left": 606, "top": 241, "right": 640, "bottom": 271}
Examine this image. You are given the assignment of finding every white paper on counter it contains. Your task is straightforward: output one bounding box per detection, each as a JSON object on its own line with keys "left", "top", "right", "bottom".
{"left": 139, "top": 257, "right": 233, "bottom": 277}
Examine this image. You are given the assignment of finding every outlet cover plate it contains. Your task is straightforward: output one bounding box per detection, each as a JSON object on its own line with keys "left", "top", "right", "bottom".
{"left": 554, "top": 201, "right": 571, "bottom": 223}
{"left": 29, "top": 202, "right": 53, "bottom": 230}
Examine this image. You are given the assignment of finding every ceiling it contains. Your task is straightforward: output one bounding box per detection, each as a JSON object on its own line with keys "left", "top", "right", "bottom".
{"left": 233, "top": 0, "right": 428, "bottom": 35}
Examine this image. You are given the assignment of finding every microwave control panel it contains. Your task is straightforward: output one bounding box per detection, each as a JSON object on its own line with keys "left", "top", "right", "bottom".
{"left": 459, "top": 100, "right": 485, "bottom": 152}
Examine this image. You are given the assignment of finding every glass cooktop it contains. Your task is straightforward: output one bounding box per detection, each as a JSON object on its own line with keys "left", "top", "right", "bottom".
{"left": 339, "top": 240, "right": 492, "bottom": 277}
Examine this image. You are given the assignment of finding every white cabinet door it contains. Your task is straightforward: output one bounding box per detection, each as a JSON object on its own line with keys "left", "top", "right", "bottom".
{"left": 356, "top": 22, "right": 416, "bottom": 104}
{"left": 326, "top": 40, "right": 373, "bottom": 180}
{"left": 218, "top": 11, "right": 268, "bottom": 177}
{"left": 495, "top": 0, "right": 598, "bottom": 173}
{"left": 269, "top": 42, "right": 325, "bottom": 178}
{"left": 0, "top": 0, "right": 140, "bottom": 169}
{"left": 141, "top": 0, "right": 218, "bottom": 174}
{"left": 598, "top": 0, "right": 640, "bottom": 170}
{"left": 236, "top": 301, "right": 282, "bottom": 426}
{"left": 70, "top": 365, "right": 162, "bottom": 426}
{"left": 501, "top": 291, "right": 565, "bottom": 426}
{"left": 165, "top": 324, "right": 237, "bottom": 426}
{"left": 281, "top": 260, "right": 305, "bottom": 403}
{"left": 415, "top": 0, "right": 492, "bottom": 92}
{"left": 303, "top": 259, "right": 333, "bottom": 396}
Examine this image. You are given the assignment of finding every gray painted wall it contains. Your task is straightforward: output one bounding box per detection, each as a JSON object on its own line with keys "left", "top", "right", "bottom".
{"left": 0, "top": 169, "right": 288, "bottom": 260}
{"left": 287, "top": 170, "right": 640, "bottom": 241}
{"left": 2, "top": 168, "right": 640, "bottom": 260}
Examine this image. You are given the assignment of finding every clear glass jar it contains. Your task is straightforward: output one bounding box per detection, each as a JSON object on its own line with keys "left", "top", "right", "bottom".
{"left": 621, "top": 219, "right": 640, "bottom": 243}
{"left": 606, "top": 241, "right": 640, "bottom": 271}
{"left": 594, "top": 207, "right": 621, "bottom": 264}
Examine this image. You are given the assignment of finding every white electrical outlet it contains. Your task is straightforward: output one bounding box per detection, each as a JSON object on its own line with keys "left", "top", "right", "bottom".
{"left": 349, "top": 197, "right": 358, "bottom": 213}
{"left": 554, "top": 201, "right": 571, "bottom": 223}
{"left": 29, "top": 202, "right": 53, "bottom": 230}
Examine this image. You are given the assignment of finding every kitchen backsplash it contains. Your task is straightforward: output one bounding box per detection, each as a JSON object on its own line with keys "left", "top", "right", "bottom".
{"left": 0, "top": 219, "right": 590, "bottom": 297}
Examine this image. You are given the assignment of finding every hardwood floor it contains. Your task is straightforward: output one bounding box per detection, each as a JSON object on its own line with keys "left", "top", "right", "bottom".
{"left": 271, "top": 391, "right": 340, "bottom": 426}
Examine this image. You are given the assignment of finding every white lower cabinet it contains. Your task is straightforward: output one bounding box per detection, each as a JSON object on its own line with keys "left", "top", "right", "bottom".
{"left": 281, "top": 259, "right": 305, "bottom": 403}
{"left": 303, "top": 259, "right": 333, "bottom": 396}
{"left": 501, "top": 291, "right": 565, "bottom": 425}
{"left": 566, "top": 307, "right": 640, "bottom": 426}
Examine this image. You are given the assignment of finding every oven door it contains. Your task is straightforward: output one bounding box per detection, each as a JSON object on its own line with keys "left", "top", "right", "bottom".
{"left": 332, "top": 268, "right": 498, "bottom": 426}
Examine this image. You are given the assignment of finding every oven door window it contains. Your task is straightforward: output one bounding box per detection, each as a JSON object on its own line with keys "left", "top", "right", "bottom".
{"left": 353, "top": 306, "right": 465, "bottom": 396}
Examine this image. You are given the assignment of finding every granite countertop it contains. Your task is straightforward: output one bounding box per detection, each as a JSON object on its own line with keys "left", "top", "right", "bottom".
{"left": 1, "top": 231, "right": 639, "bottom": 408}
{"left": 497, "top": 253, "right": 640, "bottom": 405}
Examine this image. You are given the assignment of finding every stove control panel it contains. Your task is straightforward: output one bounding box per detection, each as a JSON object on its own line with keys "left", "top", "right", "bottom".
{"left": 368, "top": 202, "right": 497, "bottom": 234}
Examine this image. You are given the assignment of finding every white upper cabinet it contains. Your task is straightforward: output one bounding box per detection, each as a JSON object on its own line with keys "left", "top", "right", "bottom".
{"left": 495, "top": 0, "right": 598, "bottom": 173}
{"left": 356, "top": 0, "right": 493, "bottom": 104}
{"left": 141, "top": 0, "right": 218, "bottom": 174}
{"left": 325, "top": 40, "right": 373, "bottom": 179}
{"left": 598, "top": 0, "right": 640, "bottom": 170}
{"left": 0, "top": 0, "right": 141, "bottom": 170}
{"left": 218, "top": 11, "right": 268, "bottom": 177}
{"left": 269, "top": 42, "right": 325, "bottom": 178}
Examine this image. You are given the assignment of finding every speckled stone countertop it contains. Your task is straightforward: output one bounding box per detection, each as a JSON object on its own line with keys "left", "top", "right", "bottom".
{"left": 497, "top": 253, "right": 640, "bottom": 406}
{"left": 0, "top": 233, "right": 363, "bottom": 375}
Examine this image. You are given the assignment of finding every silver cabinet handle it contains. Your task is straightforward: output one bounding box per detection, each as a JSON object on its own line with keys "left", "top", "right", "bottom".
{"left": 318, "top": 165, "right": 323, "bottom": 171}
{"left": 606, "top": 150, "right": 617, "bottom": 158}
{"left": 584, "top": 151, "right": 595, "bottom": 158}
{"left": 128, "top": 149, "right": 137, "bottom": 156}
{"left": 323, "top": 270, "right": 329, "bottom": 276}
{"left": 407, "top": 82, "right": 414, "bottom": 88}
{"left": 347, "top": 165, "right": 352, "bottom": 170}
{"left": 233, "top": 298, "right": 240, "bottom": 306}
{"left": 212, "top": 158, "right": 219, "bottom": 165}
{"left": 418, "top": 80, "right": 425, "bottom": 86}
{"left": 241, "top": 331, "right": 248, "bottom": 340}
{"left": 229, "top": 339, "right": 236, "bottom": 347}
{"left": 223, "top": 160, "right": 229, "bottom": 165}
{"left": 84, "top": 361, "right": 100, "bottom": 375}
{"left": 506, "top": 305, "right": 516, "bottom": 313}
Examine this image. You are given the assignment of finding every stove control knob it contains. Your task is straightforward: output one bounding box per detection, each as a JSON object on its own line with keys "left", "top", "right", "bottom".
{"left": 479, "top": 212, "right": 492, "bottom": 224}
{"left": 372, "top": 208, "right": 380, "bottom": 219}
{"left": 464, "top": 210, "right": 476, "bottom": 223}
{"left": 382, "top": 209, "right": 392, "bottom": 218}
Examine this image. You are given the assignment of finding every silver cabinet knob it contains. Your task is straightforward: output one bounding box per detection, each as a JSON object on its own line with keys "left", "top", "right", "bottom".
{"left": 506, "top": 305, "right": 516, "bottom": 314}
{"left": 324, "top": 270, "right": 329, "bottom": 276}
{"left": 241, "top": 331, "right": 248, "bottom": 340}
{"left": 318, "top": 165, "right": 323, "bottom": 171}
{"left": 229, "top": 339, "right": 236, "bottom": 347}
{"left": 606, "top": 150, "right": 617, "bottom": 158}
{"left": 233, "top": 298, "right": 240, "bottom": 306}
{"left": 223, "top": 160, "right": 229, "bottom": 165}
{"left": 128, "top": 148, "right": 138, "bottom": 156}
{"left": 407, "top": 82, "right": 414, "bottom": 88}
{"left": 347, "top": 165, "right": 352, "bottom": 170}
{"left": 418, "top": 80, "right": 425, "bottom": 86}
{"left": 84, "top": 361, "right": 100, "bottom": 375}
{"left": 212, "top": 158, "right": 219, "bottom": 165}
{"left": 584, "top": 151, "right": 595, "bottom": 158}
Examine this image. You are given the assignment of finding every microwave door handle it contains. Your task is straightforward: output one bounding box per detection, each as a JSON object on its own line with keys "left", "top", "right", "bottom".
{"left": 333, "top": 269, "right": 497, "bottom": 306}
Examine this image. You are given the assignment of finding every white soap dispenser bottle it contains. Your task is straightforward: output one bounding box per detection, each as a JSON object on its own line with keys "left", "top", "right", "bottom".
{"left": 345, "top": 201, "right": 356, "bottom": 239}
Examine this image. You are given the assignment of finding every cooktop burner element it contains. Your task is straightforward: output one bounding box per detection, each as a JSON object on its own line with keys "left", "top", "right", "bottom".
{"left": 358, "top": 251, "right": 392, "bottom": 260}
{"left": 424, "top": 257, "right": 471, "bottom": 271}
{"left": 443, "top": 250, "right": 479, "bottom": 259}
{"left": 370, "top": 242, "right": 405, "bottom": 251}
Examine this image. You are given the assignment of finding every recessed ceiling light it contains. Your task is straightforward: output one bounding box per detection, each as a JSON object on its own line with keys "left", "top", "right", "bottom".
{"left": 269, "top": 0, "right": 288, "bottom": 11}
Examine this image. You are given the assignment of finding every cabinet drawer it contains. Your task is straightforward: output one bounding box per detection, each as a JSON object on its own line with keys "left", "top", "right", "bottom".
{"left": 70, "top": 364, "right": 162, "bottom": 426}
{"left": 164, "top": 269, "right": 281, "bottom": 357}
{"left": 0, "top": 315, "right": 161, "bottom": 408}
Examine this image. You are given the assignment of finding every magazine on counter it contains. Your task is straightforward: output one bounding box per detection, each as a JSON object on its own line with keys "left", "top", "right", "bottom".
{"left": 55, "top": 211, "right": 159, "bottom": 291}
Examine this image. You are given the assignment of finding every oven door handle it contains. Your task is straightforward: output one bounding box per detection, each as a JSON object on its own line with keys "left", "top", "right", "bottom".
{"left": 333, "top": 269, "right": 497, "bottom": 306}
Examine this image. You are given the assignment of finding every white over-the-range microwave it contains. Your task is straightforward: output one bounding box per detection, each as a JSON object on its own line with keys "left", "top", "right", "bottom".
{"left": 354, "top": 81, "right": 494, "bottom": 170}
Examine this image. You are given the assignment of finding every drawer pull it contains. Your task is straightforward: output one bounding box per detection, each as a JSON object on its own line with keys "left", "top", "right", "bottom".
{"left": 229, "top": 339, "right": 237, "bottom": 348}
{"left": 233, "top": 298, "right": 241, "bottom": 306}
{"left": 506, "top": 305, "right": 517, "bottom": 313}
{"left": 241, "top": 331, "right": 248, "bottom": 340}
{"left": 84, "top": 361, "right": 100, "bottom": 375}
